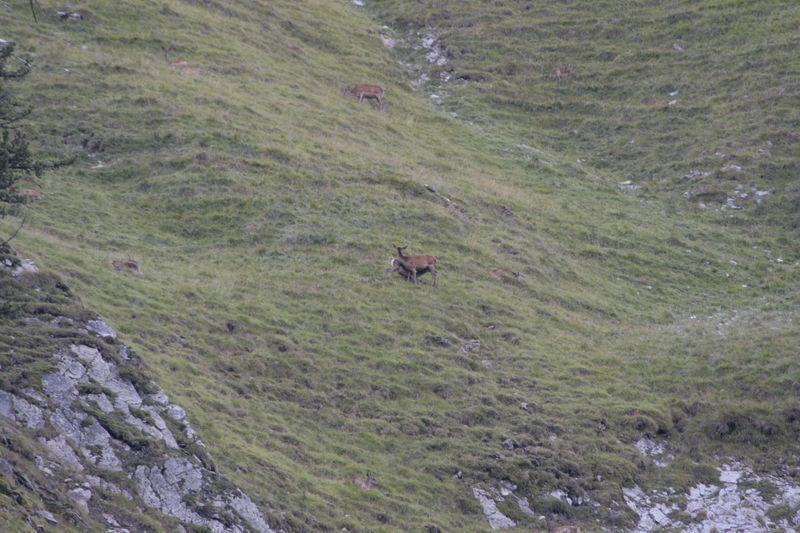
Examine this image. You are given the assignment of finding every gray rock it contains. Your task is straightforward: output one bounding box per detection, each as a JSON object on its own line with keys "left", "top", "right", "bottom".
{"left": 86, "top": 319, "right": 117, "bottom": 340}
{"left": 11, "top": 258, "right": 38, "bottom": 277}
{"left": 125, "top": 410, "right": 176, "bottom": 448}
{"left": 42, "top": 370, "right": 78, "bottom": 400}
{"left": 68, "top": 486, "right": 92, "bottom": 512}
{"left": 34, "top": 455, "right": 54, "bottom": 476}
{"left": 0, "top": 390, "right": 45, "bottom": 428}
{"left": 36, "top": 508, "right": 58, "bottom": 524}
{"left": 0, "top": 390, "right": 14, "bottom": 420}
{"left": 625, "top": 460, "right": 800, "bottom": 532}
{"left": 229, "top": 491, "right": 275, "bottom": 533}
{"left": 21, "top": 388, "right": 46, "bottom": 405}
{"left": 149, "top": 388, "right": 170, "bottom": 406}
{"left": 165, "top": 404, "right": 187, "bottom": 422}
{"left": 69, "top": 344, "right": 142, "bottom": 410}
{"left": 142, "top": 406, "right": 178, "bottom": 448}
{"left": 48, "top": 408, "right": 84, "bottom": 444}
{"left": 0, "top": 457, "right": 14, "bottom": 475}
{"left": 135, "top": 459, "right": 225, "bottom": 531}
{"left": 80, "top": 420, "right": 124, "bottom": 471}
{"left": 472, "top": 487, "right": 516, "bottom": 529}
{"left": 41, "top": 435, "right": 84, "bottom": 471}
{"left": 460, "top": 339, "right": 481, "bottom": 355}
{"left": 84, "top": 393, "right": 115, "bottom": 413}
{"left": 87, "top": 474, "right": 131, "bottom": 499}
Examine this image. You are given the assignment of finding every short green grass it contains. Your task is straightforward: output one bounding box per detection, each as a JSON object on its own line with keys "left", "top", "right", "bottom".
{"left": 2, "top": 0, "right": 799, "bottom": 531}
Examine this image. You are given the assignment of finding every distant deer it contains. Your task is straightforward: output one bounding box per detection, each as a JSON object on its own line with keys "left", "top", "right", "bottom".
{"left": 348, "top": 472, "right": 379, "bottom": 489}
{"left": 15, "top": 189, "right": 42, "bottom": 201}
{"left": 387, "top": 245, "right": 437, "bottom": 286}
{"left": 162, "top": 47, "right": 192, "bottom": 67}
{"left": 111, "top": 256, "right": 140, "bottom": 273}
{"left": 343, "top": 84, "right": 385, "bottom": 109}
{"left": 549, "top": 63, "right": 572, "bottom": 81}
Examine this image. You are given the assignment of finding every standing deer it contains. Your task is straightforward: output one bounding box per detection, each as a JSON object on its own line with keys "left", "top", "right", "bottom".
{"left": 343, "top": 84, "right": 385, "bottom": 109}
{"left": 387, "top": 245, "right": 437, "bottom": 286}
{"left": 549, "top": 63, "right": 572, "bottom": 80}
{"left": 348, "top": 472, "right": 379, "bottom": 489}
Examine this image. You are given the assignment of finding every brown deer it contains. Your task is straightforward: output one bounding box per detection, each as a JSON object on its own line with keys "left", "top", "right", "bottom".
{"left": 549, "top": 63, "right": 572, "bottom": 80}
{"left": 15, "top": 189, "right": 42, "bottom": 201}
{"left": 111, "top": 256, "right": 140, "bottom": 273}
{"left": 387, "top": 246, "right": 437, "bottom": 286}
{"left": 343, "top": 84, "right": 385, "bottom": 109}
{"left": 348, "top": 472, "right": 379, "bottom": 489}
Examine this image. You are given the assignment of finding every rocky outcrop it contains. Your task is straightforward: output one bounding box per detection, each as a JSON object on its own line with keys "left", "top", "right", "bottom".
{"left": 624, "top": 461, "right": 800, "bottom": 532}
{"left": 0, "top": 254, "right": 275, "bottom": 532}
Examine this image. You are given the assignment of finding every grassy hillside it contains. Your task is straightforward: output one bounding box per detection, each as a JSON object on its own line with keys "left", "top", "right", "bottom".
{"left": 2, "top": 0, "right": 799, "bottom": 531}
{"left": 371, "top": 0, "right": 800, "bottom": 237}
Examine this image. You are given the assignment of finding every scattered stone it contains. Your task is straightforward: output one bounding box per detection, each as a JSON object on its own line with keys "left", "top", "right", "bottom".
{"left": 11, "top": 258, "right": 38, "bottom": 277}
{"left": 428, "top": 336, "right": 452, "bottom": 347}
{"left": 380, "top": 34, "right": 396, "bottom": 49}
{"left": 2, "top": 256, "right": 273, "bottom": 532}
{"left": 635, "top": 437, "right": 672, "bottom": 467}
{"left": 0, "top": 457, "right": 13, "bottom": 476}
{"left": 460, "top": 339, "right": 481, "bottom": 355}
{"left": 624, "top": 460, "right": 800, "bottom": 532}
{"left": 68, "top": 486, "right": 92, "bottom": 512}
{"left": 502, "top": 438, "right": 518, "bottom": 450}
{"left": 472, "top": 487, "right": 517, "bottom": 529}
{"left": 36, "top": 509, "right": 58, "bottom": 524}
{"left": 0, "top": 390, "right": 45, "bottom": 429}
{"left": 549, "top": 488, "right": 575, "bottom": 506}
{"left": 87, "top": 319, "right": 117, "bottom": 340}
{"left": 57, "top": 10, "right": 84, "bottom": 20}
{"left": 34, "top": 455, "right": 53, "bottom": 476}
{"left": 41, "top": 435, "right": 83, "bottom": 471}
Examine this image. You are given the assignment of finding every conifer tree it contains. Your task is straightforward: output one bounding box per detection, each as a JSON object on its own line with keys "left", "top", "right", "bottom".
{"left": 0, "top": 41, "right": 39, "bottom": 223}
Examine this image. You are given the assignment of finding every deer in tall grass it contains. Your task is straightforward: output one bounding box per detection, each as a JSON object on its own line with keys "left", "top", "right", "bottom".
{"left": 343, "top": 84, "right": 385, "bottom": 109}
{"left": 387, "top": 245, "right": 437, "bottom": 286}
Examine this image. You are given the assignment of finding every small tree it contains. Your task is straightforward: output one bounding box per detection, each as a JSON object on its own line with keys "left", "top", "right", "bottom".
{"left": 0, "top": 41, "right": 45, "bottom": 244}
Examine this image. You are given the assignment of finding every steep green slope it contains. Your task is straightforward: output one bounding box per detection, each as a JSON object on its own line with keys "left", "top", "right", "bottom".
{"left": 371, "top": 0, "right": 800, "bottom": 237}
{"left": 2, "top": 0, "right": 798, "bottom": 531}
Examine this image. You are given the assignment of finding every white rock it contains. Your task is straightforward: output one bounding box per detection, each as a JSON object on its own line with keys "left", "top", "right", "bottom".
{"left": 472, "top": 487, "right": 516, "bottom": 529}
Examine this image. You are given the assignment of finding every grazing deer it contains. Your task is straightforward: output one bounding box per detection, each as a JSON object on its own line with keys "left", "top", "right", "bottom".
{"left": 343, "top": 84, "right": 385, "bottom": 109}
{"left": 387, "top": 245, "right": 437, "bottom": 286}
{"left": 348, "top": 472, "right": 379, "bottom": 489}
{"left": 549, "top": 63, "right": 572, "bottom": 80}
{"left": 15, "top": 189, "right": 42, "bottom": 201}
{"left": 111, "top": 256, "right": 140, "bottom": 273}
